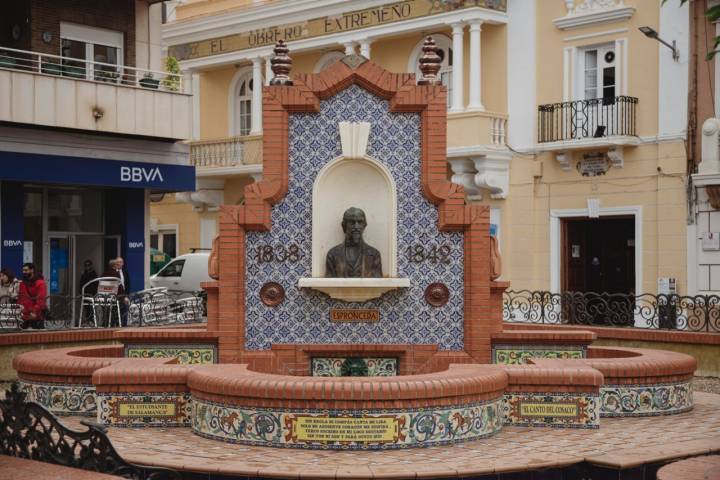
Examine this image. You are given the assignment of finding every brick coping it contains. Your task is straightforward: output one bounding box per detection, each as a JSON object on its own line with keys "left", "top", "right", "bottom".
{"left": 503, "top": 322, "right": 720, "bottom": 345}
{"left": 56, "top": 392, "right": 720, "bottom": 478}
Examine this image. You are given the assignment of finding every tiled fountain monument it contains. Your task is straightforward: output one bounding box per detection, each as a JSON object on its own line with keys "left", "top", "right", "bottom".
{"left": 13, "top": 40, "right": 696, "bottom": 459}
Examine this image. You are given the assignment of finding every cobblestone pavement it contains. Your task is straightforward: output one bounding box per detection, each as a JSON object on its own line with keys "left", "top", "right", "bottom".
{"left": 59, "top": 392, "right": 720, "bottom": 479}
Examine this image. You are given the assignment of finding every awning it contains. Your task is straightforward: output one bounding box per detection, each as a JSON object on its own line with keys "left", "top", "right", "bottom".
{"left": 0, "top": 151, "right": 195, "bottom": 191}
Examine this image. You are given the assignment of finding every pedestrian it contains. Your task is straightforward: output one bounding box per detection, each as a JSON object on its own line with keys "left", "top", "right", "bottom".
{"left": 79, "top": 260, "right": 99, "bottom": 296}
{"left": 17, "top": 263, "right": 46, "bottom": 329}
{"left": 0, "top": 268, "right": 20, "bottom": 303}
{"left": 115, "top": 256, "right": 131, "bottom": 294}
{"left": 102, "top": 258, "right": 129, "bottom": 327}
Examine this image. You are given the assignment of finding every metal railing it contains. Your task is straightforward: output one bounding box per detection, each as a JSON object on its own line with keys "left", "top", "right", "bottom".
{"left": 503, "top": 290, "right": 720, "bottom": 332}
{"left": 0, "top": 46, "right": 183, "bottom": 92}
{"left": 537, "top": 96, "right": 638, "bottom": 143}
{"left": 0, "top": 289, "right": 206, "bottom": 331}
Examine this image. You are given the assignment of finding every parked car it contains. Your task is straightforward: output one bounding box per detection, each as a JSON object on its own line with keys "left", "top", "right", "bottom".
{"left": 149, "top": 252, "right": 212, "bottom": 293}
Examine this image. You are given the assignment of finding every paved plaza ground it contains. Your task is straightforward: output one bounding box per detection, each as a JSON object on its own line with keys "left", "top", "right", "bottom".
{"left": 57, "top": 391, "right": 720, "bottom": 479}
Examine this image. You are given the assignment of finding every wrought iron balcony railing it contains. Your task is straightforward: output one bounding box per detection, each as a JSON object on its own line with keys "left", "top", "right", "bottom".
{"left": 503, "top": 290, "right": 720, "bottom": 332}
{"left": 0, "top": 46, "right": 183, "bottom": 92}
{"left": 537, "top": 96, "right": 638, "bottom": 143}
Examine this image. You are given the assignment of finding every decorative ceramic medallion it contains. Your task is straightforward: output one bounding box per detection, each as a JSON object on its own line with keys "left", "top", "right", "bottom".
{"left": 425, "top": 282, "right": 450, "bottom": 307}
{"left": 260, "top": 282, "right": 285, "bottom": 306}
{"left": 311, "top": 357, "right": 398, "bottom": 376}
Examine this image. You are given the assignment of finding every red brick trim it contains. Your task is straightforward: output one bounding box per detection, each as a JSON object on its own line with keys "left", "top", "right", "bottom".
{"left": 503, "top": 323, "right": 720, "bottom": 346}
{"left": 502, "top": 364, "right": 603, "bottom": 394}
{"left": 205, "top": 59, "right": 500, "bottom": 364}
{"left": 492, "top": 330, "right": 597, "bottom": 345}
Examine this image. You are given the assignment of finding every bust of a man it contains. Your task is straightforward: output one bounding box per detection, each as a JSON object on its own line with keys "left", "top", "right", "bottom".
{"left": 325, "top": 207, "right": 383, "bottom": 278}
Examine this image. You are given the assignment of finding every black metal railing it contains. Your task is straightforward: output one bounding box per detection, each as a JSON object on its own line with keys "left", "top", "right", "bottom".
{"left": 537, "top": 96, "right": 638, "bottom": 143}
{"left": 0, "top": 382, "right": 179, "bottom": 479}
{"left": 0, "top": 289, "right": 206, "bottom": 331}
{"left": 503, "top": 290, "right": 720, "bottom": 332}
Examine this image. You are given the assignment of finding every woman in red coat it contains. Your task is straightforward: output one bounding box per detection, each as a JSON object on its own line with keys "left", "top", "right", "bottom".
{"left": 18, "top": 263, "right": 46, "bottom": 329}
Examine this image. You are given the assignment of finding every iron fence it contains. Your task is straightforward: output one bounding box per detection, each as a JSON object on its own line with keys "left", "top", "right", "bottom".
{"left": 537, "top": 96, "right": 638, "bottom": 143}
{"left": 503, "top": 290, "right": 720, "bottom": 332}
{"left": 0, "top": 289, "right": 206, "bottom": 331}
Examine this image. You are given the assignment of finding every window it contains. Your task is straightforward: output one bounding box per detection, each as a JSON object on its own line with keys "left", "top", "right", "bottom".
{"left": 157, "top": 259, "right": 185, "bottom": 277}
{"left": 410, "top": 35, "right": 453, "bottom": 108}
{"left": 229, "top": 69, "right": 255, "bottom": 136}
{"left": 314, "top": 51, "right": 344, "bottom": 73}
{"left": 150, "top": 227, "right": 178, "bottom": 258}
{"left": 60, "top": 23, "right": 123, "bottom": 82}
{"left": 580, "top": 44, "right": 615, "bottom": 101}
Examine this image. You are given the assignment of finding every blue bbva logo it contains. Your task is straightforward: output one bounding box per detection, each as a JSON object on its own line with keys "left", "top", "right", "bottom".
{"left": 120, "top": 166, "right": 164, "bottom": 183}
{"left": 128, "top": 241, "right": 144, "bottom": 249}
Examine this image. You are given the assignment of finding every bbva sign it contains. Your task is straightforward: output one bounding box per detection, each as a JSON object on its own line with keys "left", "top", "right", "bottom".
{"left": 120, "top": 166, "right": 164, "bottom": 183}
{"left": 2, "top": 240, "right": 22, "bottom": 247}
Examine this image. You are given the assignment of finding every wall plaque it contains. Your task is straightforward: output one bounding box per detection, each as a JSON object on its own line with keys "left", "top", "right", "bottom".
{"left": 330, "top": 309, "right": 380, "bottom": 322}
{"left": 293, "top": 415, "right": 397, "bottom": 443}
{"left": 519, "top": 402, "right": 578, "bottom": 418}
{"left": 577, "top": 153, "right": 610, "bottom": 177}
{"left": 118, "top": 402, "right": 176, "bottom": 417}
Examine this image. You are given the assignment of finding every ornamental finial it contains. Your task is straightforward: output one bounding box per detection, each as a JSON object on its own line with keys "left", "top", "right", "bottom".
{"left": 270, "top": 40, "right": 293, "bottom": 86}
{"left": 417, "top": 36, "right": 442, "bottom": 86}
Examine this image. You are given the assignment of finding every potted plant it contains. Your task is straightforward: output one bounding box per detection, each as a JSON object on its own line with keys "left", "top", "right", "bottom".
{"left": 161, "top": 56, "right": 181, "bottom": 92}
{"left": 139, "top": 71, "right": 160, "bottom": 89}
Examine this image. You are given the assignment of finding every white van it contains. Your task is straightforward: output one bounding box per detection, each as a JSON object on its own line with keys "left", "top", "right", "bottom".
{"left": 149, "top": 252, "right": 212, "bottom": 292}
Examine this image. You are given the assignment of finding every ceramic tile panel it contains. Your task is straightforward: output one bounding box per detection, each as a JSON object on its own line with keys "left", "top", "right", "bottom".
{"left": 20, "top": 381, "right": 96, "bottom": 416}
{"left": 600, "top": 381, "right": 693, "bottom": 417}
{"left": 503, "top": 392, "right": 600, "bottom": 428}
{"left": 97, "top": 392, "right": 192, "bottom": 427}
{"left": 245, "top": 85, "right": 464, "bottom": 350}
{"left": 311, "top": 357, "right": 398, "bottom": 376}
{"left": 191, "top": 396, "right": 503, "bottom": 449}
{"left": 492, "top": 345, "right": 586, "bottom": 364}
{"left": 124, "top": 343, "right": 217, "bottom": 364}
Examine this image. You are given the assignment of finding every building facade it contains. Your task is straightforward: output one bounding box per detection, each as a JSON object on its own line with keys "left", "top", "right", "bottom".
{"left": 0, "top": 0, "right": 194, "bottom": 298}
{"left": 157, "top": 0, "right": 690, "bottom": 296}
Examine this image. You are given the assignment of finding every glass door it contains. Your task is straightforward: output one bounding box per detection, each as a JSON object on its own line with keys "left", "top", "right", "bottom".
{"left": 48, "top": 236, "right": 71, "bottom": 296}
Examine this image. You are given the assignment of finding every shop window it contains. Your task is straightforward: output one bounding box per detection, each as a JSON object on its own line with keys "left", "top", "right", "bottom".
{"left": 47, "top": 189, "right": 103, "bottom": 233}
{"left": 409, "top": 35, "right": 453, "bottom": 108}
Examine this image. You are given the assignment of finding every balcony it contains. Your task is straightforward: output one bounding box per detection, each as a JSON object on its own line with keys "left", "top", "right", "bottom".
{"left": 536, "top": 96, "right": 640, "bottom": 170}
{"left": 189, "top": 135, "right": 262, "bottom": 178}
{"left": 0, "top": 46, "right": 191, "bottom": 140}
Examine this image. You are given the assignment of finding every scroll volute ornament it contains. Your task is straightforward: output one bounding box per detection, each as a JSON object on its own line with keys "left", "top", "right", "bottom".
{"left": 490, "top": 235, "right": 502, "bottom": 281}
{"left": 270, "top": 40, "right": 293, "bottom": 86}
{"left": 208, "top": 235, "right": 219, "bottom": 280}
{"left": 417, "top": 36, "right": 442, "bottom": 86}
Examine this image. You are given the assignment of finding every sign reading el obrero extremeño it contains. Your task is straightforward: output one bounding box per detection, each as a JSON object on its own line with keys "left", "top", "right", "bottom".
{"left": 168, "top": 0, "right": 506, "bottom": 61}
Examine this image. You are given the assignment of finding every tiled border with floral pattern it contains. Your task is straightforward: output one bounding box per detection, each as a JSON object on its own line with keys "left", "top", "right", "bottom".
{"left": 20, "top": 381, "right": 96, "bottom": 416}
{"left": 491, "top": 345, "right": 586, "bottom": 365}
{"left": 600, "top": 381, "right": 693, "bottom": 417}
{"left": 311, "top": 357, "right": 398, "bottom": 376}
{"left": 124, "top": 344, "right": 217, "bottom": 364}
{"left": 191, "top": 396, "right": 503, "bottom": 450}
{"left": 502, "top": 392, "right": 599, "bottom": 428}
{"left": 97, "top": 392, "right": 192, "bottom": 427}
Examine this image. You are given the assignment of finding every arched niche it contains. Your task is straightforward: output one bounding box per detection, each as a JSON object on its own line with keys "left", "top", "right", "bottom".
{"left": 311, "top": 155, "right": 397, "bottom": 278}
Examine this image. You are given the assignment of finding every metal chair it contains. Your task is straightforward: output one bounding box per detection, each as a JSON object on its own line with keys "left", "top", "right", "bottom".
{"left": 78, "top": 277, "right": 121, "bottom": 328}
{"left": 128, "top": 287, "right": 171, "bottom": 326}
{"left": 0, "top": 302, "right": 22, "bottom": 329}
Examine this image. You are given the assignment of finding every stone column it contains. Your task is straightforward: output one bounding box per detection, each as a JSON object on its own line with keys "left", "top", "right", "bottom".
{"left": 264, "top": 55, "right": 272, "bottom": 86}
{"left": 344, "top": 42, "right": 357, "bottom": 56}
{"left": 359, "top": 39, "right": 371, "bottom": 59}
{"left": 250, "top": 57, "right": 263, "bottom": 135}
{"left": 451, "top": 23, "right": 465, "bottom": 112}
{"left": 468, "top": 20, "right": 484, "bottom": 111}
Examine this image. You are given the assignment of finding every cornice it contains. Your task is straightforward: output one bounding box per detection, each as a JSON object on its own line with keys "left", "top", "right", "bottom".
{"left": 553, "top": 6, "right": 635, "bottom": 31}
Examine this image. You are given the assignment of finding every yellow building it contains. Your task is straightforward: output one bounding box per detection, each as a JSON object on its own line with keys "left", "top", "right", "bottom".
{"left": 154, "top": 0, "right": 690, "bottom": 297}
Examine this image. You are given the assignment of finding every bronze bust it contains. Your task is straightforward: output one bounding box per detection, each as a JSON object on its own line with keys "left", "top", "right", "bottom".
{"left": 325, "top": 207, "right": 383, "bottom": 278}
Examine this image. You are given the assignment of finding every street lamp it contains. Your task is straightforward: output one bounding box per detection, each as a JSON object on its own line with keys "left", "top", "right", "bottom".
{"left": 639, "top": 26, "right": 679, "bottom": 61}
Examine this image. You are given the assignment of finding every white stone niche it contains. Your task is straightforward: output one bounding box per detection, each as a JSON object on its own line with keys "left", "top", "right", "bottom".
{"left": 298, "top": 121, "right": 410, "bottom": 302}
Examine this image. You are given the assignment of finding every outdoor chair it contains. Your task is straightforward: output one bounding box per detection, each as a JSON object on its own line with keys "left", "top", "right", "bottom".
{"left": 128, "top": 287, "right": 171, "bottom": 326}
{"left": 78, "top": 277, "right": 121, "bottom": 328}
{"left": 0, "top": 303, "right": 22, "bottom": 329}
{"left": 171, "top": 295, "right": 203, "bottom": 323}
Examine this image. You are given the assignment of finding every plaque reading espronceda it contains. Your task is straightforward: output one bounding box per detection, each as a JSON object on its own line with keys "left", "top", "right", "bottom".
{"left": 330, "top": 309, "right": 380, "bottom": 322}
